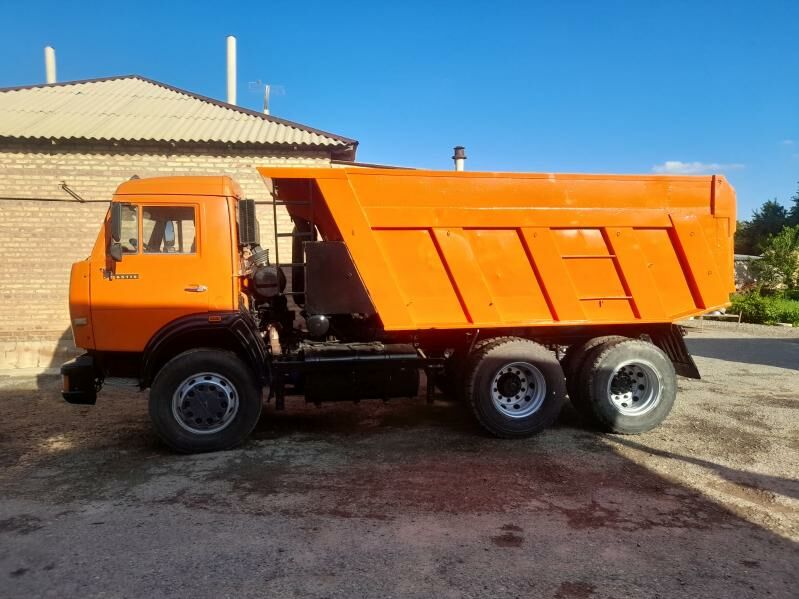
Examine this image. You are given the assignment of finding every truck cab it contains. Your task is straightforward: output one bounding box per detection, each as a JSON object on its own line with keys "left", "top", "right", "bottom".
{"left": 68, "top": 177, "right": 242, "bottom": 354}
{"left": 62, "top": 177, "right": 270, "bottom": 423}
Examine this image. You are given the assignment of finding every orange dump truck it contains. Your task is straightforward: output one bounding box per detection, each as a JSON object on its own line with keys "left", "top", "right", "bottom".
{"left": 61, "top": 168, "right": 736, "bottom": 452}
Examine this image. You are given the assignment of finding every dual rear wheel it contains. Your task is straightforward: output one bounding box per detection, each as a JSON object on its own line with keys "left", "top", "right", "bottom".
{"left": 462, "top": 335, "right": 677, "bottom": 438}
{"left": 465, "top": 337, "right": 565, "bottom": 438}
{"left": 567, "top": 338, "right": 677, "bottom": 434}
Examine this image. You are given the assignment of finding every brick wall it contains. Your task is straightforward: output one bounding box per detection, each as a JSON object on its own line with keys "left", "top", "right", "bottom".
{"left": 0, "top": 143, "right": 331, "bottom": 370}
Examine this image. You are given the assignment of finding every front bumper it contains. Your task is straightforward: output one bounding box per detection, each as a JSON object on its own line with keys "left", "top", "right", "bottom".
{"left": 61, "top": 354, "right": 99, "bottom": 405}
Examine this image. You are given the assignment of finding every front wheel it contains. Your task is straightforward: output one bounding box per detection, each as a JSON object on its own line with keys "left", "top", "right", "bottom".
{"left": 149, "top": 349, "right": 262, "bottom": 453}
{"left": 466, "top": 337, "right": 566, "bottom": 438}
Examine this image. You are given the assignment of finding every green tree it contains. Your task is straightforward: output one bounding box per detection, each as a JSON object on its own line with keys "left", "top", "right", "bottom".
{"left": 788, "top": 184, "right": 799, "bottom": 227}
{"left": 750, "top": 199, "right": 788, "bottom": 239}
{"left": 736, "top": 199, "right": 788, "bottom": 255}
{"left": 753, "top": 224, "right": 799, "bottom": 289}
{"left": 734, "top": 220, "right": 758, "bottom": 255}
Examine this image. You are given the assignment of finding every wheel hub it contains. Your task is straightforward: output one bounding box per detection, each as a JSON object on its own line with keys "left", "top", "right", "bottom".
{"left": 172, "top": 372, "right": 239, "bottom": 435}
{"left": 607, "top": 360, "right": 662, "bottom": 416}
{"left": 496, "top": 371, "right": 522, "bottom": 397}
{"left": 490, "top": 362, "right": 547, "bottom": 419}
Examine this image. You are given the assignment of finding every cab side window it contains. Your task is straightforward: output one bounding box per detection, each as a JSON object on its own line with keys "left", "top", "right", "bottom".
{"left": 142, "top": 206, "right": 197, "bottom": 254}
{"left": 120, "top": 204, "right": 139, "bottom": 253}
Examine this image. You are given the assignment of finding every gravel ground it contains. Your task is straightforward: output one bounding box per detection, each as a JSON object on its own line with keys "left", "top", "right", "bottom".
{"left": 0, "top": 327, "right": 797, "bottom": 598}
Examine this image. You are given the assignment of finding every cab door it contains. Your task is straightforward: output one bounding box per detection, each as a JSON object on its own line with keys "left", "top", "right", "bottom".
{"left": 91, "top": 199, "right": 215, "bottom": 352}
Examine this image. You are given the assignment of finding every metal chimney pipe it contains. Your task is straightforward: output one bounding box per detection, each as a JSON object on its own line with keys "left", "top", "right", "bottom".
{"left": 44, "top": 46, "right": 57, "bottom": 84}
{"left": 226, "top": 36, "right": 237, "bottom": 105}
{"left": 452, "top": 146, "right": 466, "bottom": 171}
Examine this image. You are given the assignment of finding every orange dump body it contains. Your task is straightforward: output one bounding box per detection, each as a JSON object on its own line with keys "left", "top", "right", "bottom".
{"left": 259, "top": 167, "right": 736, "bottom": 331}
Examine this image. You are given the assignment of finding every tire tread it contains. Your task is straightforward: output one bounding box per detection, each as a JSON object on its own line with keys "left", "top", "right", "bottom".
{"left": 465, "top": 337, "right": 565, "bottom": 438}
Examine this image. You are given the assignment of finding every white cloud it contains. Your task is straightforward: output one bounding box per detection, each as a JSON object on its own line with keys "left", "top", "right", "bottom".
{"left": 651, "top": 160, "right": 744, "bottom": 174}
{"left": 781, "top": 139, "right": 795, "bottom": 145}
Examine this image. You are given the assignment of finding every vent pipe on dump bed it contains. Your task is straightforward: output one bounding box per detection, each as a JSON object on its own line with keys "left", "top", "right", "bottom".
{"left": 44, "top": 46, "right": 56, "bottom": 84}
{"left": 226, "top": 36, "right": 237, "bottom": 105}
{"left": 453, "top": 146, "right": 466, "bottom": 171}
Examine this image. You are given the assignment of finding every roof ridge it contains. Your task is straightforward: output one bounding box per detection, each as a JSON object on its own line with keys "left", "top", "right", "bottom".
{"left": 0, "top": 74, "right": 358, "bottom": 147}
{"left": 0, "top": 74, "right": 146, "bottom": 94}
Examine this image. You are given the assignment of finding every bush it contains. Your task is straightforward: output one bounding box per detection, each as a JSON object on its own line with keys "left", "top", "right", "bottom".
{"left": 727, "top": 292, "right": 799, "bottom": 326}
{"left": 774, "top": 298, "right": 799, "bottom": 326}
{"left": 753, "top": 224, "right": 799, "bottom": 290}
{"left": 729, "top": 293, "right": 778, "bottom": 324}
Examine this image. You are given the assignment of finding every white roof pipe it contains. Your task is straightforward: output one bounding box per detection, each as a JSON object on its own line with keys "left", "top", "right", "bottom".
{"left": 226, "top": 36, "right": 237, "bottom": 105}
{"left": 453, "top": 146, "right": 466, "bottom": 171}
{"left": 44, "top": 46, "right": 57, "bottom": 84}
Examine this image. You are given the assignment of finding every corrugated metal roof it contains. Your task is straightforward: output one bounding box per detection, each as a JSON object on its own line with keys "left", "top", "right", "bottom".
{"left": 0, "top": 75, "right": 357, "bottom": 152}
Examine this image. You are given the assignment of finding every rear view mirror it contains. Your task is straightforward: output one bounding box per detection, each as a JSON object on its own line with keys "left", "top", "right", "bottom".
{"left": 238, "top": 198, "right": 259, "bottom": 245}
{"left": 110, "top": 203, "right": 122, "bottom": 242}
{"left": 109, "top": 243, "right": 123, "bottom": 262}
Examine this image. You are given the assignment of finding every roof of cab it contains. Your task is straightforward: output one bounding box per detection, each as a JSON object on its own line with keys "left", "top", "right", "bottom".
{"left": 113, "top": 176, "right": 241, "bottom": 198}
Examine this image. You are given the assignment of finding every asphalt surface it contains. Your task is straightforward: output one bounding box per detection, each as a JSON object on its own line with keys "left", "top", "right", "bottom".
{"left": 0, "top": 326, "right": 797, "bottom": 598}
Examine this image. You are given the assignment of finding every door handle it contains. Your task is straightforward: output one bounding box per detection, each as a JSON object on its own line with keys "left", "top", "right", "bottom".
{"left": 184, "top": 285, "right": 207, "bottom": 293}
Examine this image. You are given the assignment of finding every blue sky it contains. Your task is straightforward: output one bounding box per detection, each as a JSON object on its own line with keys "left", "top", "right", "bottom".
{"left": 2, "top": 0, "right": 797, "bottom": 218}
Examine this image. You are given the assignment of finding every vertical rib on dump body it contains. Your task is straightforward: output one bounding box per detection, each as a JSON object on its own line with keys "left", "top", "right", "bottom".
{"left": 258, "top": 167, "right": 736, "bottom": 331}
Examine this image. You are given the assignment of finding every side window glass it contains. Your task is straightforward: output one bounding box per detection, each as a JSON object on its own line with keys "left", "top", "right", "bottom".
{"left": 142, "top": 206, "right": 197, "bottom": 254}
{"left": 120, "top": 204, "right": 139, "bottom": 253}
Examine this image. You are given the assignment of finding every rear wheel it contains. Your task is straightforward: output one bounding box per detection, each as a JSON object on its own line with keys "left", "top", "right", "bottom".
{"left": 562, "top": 335, "right": 627, "bottom": 405}
{"left": 465, "top": 337, "right": 566, "bottom": 438}
{"left": 149, "top": 349, "right": 262, "bottom": 453}
{"left": 437, "top": 338, "right": 503, "bottom": 401}
{"left": 577, "top": 339, "right": 676, "bottom": 434}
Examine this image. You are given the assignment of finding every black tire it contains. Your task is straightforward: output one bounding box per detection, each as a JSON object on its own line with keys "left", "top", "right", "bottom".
{"left": 465, "top": 337, "right": 566, "bottom": 438}
{"left": 437, "top": 338, "right": 504, "bottom": 401}
{"left": 562, "top": 335, "right": 628, "bottom": 405}
{"left": 149, "top": 349, "right": 262, "bottom": 453}
{"left": 578, "top": 339, "right": 677, "bottom": 434}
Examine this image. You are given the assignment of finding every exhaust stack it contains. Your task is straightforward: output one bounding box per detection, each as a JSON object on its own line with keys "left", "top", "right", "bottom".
{"left": 226, "top": 36, "right": 237, "bottom": 105}
{"left": 452, "top": 146, "right": 466, "bottom": 171}
{"left": 44, "top": 46, "right": 57, "bottom": 84}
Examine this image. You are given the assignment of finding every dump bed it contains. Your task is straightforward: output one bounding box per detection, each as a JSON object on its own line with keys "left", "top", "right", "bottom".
{"left": 258, "top": 167, "right": 736, "bottom": 331}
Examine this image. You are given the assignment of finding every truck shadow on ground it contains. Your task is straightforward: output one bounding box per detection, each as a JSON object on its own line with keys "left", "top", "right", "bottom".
{"left": 686, "top": 336, "right": 799, "bottom": 370}
{"left": 608, "top": 435, "right": 799, "bottom": 501}
{"left": 251, "top": 394, "right": 482, "bottom": 441}
{"left": 0, "top": 377, "right": 797, "bottom": 597}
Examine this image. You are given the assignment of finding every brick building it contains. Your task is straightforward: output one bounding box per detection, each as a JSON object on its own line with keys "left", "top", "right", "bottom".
{"left": 0, "top": 75, "right": 357, "bottom": 370}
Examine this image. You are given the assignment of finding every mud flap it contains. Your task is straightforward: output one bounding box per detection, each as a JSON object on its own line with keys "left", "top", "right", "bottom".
{"left": 650, "top": 325, "right": 701, "bottom": 379}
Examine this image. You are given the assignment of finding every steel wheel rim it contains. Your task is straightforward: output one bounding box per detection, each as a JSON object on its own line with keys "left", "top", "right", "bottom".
{"left": 490, "top": 361, "right": 547, "bottom": 419}
{"left": 607, "top": 360, "right": 662, "bottom": 416}
{"left": 172, "top": 372, "right": 239, "bottom": 435}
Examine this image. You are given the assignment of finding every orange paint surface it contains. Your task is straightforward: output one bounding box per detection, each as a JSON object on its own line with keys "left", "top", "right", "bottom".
{"left": 75, "top": 177, "right": 240, "bottom": 351}
{"left": 71, "top": 168, "right": 736, "bottom": 353}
